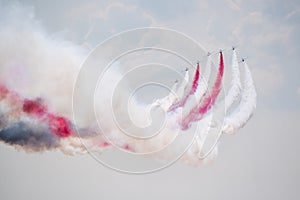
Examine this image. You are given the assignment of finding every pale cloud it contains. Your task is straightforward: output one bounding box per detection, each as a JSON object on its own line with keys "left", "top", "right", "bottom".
{"left": 89, "top": 2, "right": 157, "bottom": 25}
{"left": 251, "top": 65, "right": 283, "bottom": 95}
{"left": 297, "top": 87, "right": 300, "bottom": 96}
{"left": 67, "top": 1, "right": 158, "bottom": 26}
{"left": 233, "top": 11, "right": 293, "bottom": 47}
{"left": 225, "top": 0, "right": 241, "bottom": 11}
{"left": 246, "top": 12, "right": 264, "bottom": 24}
{"left": 247, "top": 12, "right": 293, "bottom": 46}
{"left": 61, "top": 1, "right": 162, "bottom": 45}
{"left": 252, "top": 26, "right": 292, "bottom": 46}
{"left": 285, "top": 7, "right": 300, "bottom": 19}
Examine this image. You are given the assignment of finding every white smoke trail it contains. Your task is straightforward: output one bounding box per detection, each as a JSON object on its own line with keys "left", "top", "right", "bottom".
{"left": 182, "top": 50, "right": 240, "bottom": 161}
{"left": 175, "top": 70, "right": 189, "bottom": 100}
{"left": 222, "top": 61, "right": 257, "bottom": 134}
{"left": 152, "top": 81, "right": 178, "bottom": 112}
{"left": 223, "top": 49, "right": 242, "bottom": 112}
{"left": 181, "top": 113, "right": 215, "bottom": 166}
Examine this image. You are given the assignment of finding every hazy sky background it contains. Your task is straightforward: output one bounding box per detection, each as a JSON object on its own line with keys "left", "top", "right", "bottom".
{"left": 1, "top": 0, "right": 300, "bottom": 199}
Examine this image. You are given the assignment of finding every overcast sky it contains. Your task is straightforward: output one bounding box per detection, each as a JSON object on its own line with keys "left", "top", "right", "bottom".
{"left": 1, "top": 0, "right": 300, "bottom": 200}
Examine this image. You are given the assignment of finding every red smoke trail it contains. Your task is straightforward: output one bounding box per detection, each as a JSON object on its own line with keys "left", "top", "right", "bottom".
{"left": 1, "top": 85, "right": 73, "bottom": 138}
{"left": 48, "top": 115, "right": 72, "bottom": 138}
{"left": 0, "top": 85, "right": 140, "bottom": 152}
{"left": 0, "top": 85, "right": 9, "bottom": 96}
{"left": 23, "top": 99, "right": 47, "bottom": 117}
{"left": 190, "top": 63, "right": 201, "bottom": 93}
{"left": 180, "top": 52, "right": 224, "bottom": 130}
{"left": 168, "top": 63, "right": 200, "bottom": 112}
